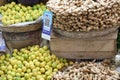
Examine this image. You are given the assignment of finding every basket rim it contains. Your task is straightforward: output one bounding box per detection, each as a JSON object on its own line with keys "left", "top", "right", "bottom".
{"left": 54, "top": 25, "right": 120, "bottom": 39}
{"left": 0, "top": 22, "right": 42, "bottom": 33}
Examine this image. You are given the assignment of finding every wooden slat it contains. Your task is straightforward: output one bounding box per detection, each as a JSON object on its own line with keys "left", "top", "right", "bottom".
{"left": 51, "top": 51, "right": 116, "bottom": 59}
{"left": 51, "top": 39, "right": 115, "bottom": 52}
{"left": 52, "top": 30, "right": 118, "bottom": 40}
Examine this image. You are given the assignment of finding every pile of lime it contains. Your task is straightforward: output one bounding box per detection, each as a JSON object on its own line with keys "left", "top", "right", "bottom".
{"left": 0, "top": 2, "right": 47, "bottom": 26}
{"left": 0, "top": 45, "right": 73, "bottom": 80}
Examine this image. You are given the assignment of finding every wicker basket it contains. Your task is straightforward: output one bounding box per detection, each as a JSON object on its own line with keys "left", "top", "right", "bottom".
{"left": 0, "top": 22, "right": 42, "bottom": 53}
{"left": 0, "top": 0, "right": 7, "bottom": 6}
{"left": 18, "top": 0, "right": 40, "bottom": 6}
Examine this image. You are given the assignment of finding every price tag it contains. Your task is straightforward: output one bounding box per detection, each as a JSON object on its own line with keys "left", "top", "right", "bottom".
{"left": 0, "top": 32, "right": 6, "bottom": 52}
{"left": 41, "top": 11, "right": 53, "bottom": 40}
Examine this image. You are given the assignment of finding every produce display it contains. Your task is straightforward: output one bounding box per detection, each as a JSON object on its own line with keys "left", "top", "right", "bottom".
{"left": 0, "top": 45, "right": 73, "bottom": 80}
{"left": 0, "top": 2, "right": 47, "bottom": 26}
{"left": 52, "top": 60, "right": 120, "bottom": 80}
{"left": 47, "top": 0, "right": 120, "bottom": 32}
{"left": 0, "top": 1, "right": 120, "bottom": 80}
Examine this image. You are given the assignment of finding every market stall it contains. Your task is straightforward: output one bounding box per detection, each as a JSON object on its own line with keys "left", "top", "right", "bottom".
{"left": 0, "top": 0, "right": 120, "bottom": 80}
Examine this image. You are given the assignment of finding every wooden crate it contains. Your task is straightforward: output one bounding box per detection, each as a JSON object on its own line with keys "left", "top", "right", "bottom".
{"left": 50, "top": 30, "right": 118, "bottom": 59}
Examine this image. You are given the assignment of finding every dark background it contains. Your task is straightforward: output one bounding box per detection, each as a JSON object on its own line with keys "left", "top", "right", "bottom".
{"left": 7, "top": 0, "right": 18, "bottom": 3}
{"left": 7, "top": 0, "right": 48, "bottom": 4}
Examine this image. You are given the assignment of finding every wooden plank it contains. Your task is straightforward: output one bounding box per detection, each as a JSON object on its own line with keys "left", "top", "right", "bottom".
{"left": 50, "top": 39, "right": 115, "bottom": 52}
{"left": 53, "top": 26, "right": 119, "bottom": 39}
{"left": 52, "top": 30, "right": 118, "bottom": 40}
{"left": 51, "top": 51, "right": 116, "bottom": 59}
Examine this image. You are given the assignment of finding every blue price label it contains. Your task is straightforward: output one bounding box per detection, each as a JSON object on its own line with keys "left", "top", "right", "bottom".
{"left": 42, "top": 11, "right": 53, "bottom": 40}
{"left": 0, "top": 32, "right": 6, "bottom": 52}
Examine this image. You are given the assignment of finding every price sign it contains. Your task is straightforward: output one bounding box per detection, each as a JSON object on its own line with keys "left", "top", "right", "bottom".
{"left": 41, "top": 11, "right": 53, "bottom": 40}
{"left": 0, "top": 32, "right": 6, "bottom": 52}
